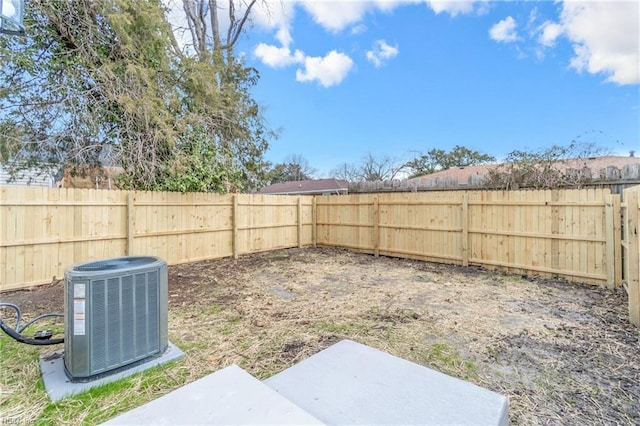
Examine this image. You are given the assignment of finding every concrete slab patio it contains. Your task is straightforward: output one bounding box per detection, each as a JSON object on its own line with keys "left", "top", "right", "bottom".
{"left": 101, "top": 339, "right": 508, "bottom": 425}
{"left": 103, "top": 364, "right": 323, "bottom": 425}
{"left": 266, "top": 339, "right": 509, "bottom": 425}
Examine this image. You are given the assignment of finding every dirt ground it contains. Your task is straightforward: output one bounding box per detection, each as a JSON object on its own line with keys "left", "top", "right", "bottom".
{"left": 3, "top": 247, "right": 639, "bottom": 425}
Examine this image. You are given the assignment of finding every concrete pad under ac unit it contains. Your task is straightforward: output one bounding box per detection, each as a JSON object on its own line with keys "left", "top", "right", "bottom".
{"left": 40, "top": 342, "right": 185, "bottom": 402}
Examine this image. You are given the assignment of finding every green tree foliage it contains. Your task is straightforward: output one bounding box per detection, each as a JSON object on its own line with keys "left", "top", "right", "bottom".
{"left": 406, "top": 145, "right": 496, "bottom": 178}
{"left": 0, "top": 0, "right": 273, "bottom": 192}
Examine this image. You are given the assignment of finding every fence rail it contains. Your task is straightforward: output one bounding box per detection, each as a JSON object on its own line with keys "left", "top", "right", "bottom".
{"left": 0, "top": 186, "right": 627, "bottom": 297}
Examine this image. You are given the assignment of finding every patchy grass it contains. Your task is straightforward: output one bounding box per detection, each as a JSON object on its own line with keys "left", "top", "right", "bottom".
{"left": 1, "top": 247, "right": 638, "bottom": 425}
{"left": 1, "top": 338, "right": 49, "bottom": 424}
{"left": 33, "top": 362, "right": 188, "bottom": 425}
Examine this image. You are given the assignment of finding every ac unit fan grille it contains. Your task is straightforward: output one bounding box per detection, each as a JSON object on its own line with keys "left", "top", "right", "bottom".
{"left": 88, "top": 271, "right": 160, "bottom": 374}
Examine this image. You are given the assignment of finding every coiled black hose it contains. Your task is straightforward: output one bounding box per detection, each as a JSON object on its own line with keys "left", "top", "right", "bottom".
{"left": 0, "top": 302, "right": 64, "bottom": 345}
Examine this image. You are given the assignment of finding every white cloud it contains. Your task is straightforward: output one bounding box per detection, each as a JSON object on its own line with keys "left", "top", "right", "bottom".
{"left": 296, "top": 51, "right": 354, "bottom": 87}
{"left": 537, "top": 21, "right": 563, "bottom": 47}
{"left": 248, "top": 0, "right": 484, "bottom": 87}
{"left": 559, "top": 1, "right": 639, "bottom": 85}
{"left": 255, "top": 44, "right": 354, "bottom": 86}
{"left": 482, "top": 2, "right": 638, "bottom": 85}
{"left": 252, "top": 3, "right": 358, "bottom": 87}
{"left": 427, "top": 1, "right": 479, "bottom": 17}
{"left": 489, "top": 16, "right": 519, "bottom": 43}
{"left": 299, "top": 1, "right": 370, "bottom": 33}
{"left": 366, "top": 40, "right": 399, "bottom": 67}
{"left": 251, "top": 1, "right": 296, "bottom": 30}
{"left": 351, "top": 23, "right": 368, "bottom": 35}
{"left": 528, "top": 7, "right": 538, "bottom": 27}
{"left": 275, "top": 27, "right": 293, "bottom": 47}
{"left": 254, "top": 43, "right": 305, "bottom": 68}
{"left": 297, "top": 0, "right": 482, "bottom": 33}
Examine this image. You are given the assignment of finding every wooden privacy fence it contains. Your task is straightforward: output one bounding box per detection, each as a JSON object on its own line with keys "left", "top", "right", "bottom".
{"left": 622, "top": 185, "right": 640, "bottom": 325}
{"left": 0, "top": 187, "right": 629, "bottom": 307}
{"left": 0, "top": 187, "right": 313, "bottom": 291}
{"left": 315, "top": 189, "right": 622, "bottom": 287}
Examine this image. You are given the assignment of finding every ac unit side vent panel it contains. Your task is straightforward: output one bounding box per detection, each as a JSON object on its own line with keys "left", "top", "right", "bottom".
{"left": 91, "top": 279, "right": 107, "bottom": 372}
{"left": 122, "top": 276, "right": 135, "bottom": 362}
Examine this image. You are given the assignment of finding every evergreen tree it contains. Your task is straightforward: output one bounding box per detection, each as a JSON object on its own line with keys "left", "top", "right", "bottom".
{"left": 0, "top": 0, "right": 273, "bottom": 192}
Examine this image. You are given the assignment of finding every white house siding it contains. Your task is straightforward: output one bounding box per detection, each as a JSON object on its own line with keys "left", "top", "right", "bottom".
{"left": 0, "top": 166, "right": 56, "bottom": 187}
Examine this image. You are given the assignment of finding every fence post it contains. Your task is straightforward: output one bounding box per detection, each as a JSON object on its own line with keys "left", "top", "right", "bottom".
{"left": 373, "top": 197, "right": 379, "bottom": 257}
{"left": 613, "top": 194, "right": 622, "bottom": 286}
{"left": 297, "top": 197, "right": 303, "bottom": 248}
{"left": 312, "top": 197, "right": 317, "bottom": 247}
{"left": 625, "top": 189, "right": 639, "bottom": 325}
{"left": 551, "top": 190, "right": 560, "bottom": 272}
{"left": 461, "top": 193, "right": 469, "bottom": 266}
{"left": 233, "top": 194, "right": 239, "bottom": 259}
{"left": 605, "top": 194, "right": 617, "bottom": 288}
{"left": 126, "top": 192, "right": 134, "bottom": 256}
{"left": 73, "top": 189, "right": 83, "bottom": 262}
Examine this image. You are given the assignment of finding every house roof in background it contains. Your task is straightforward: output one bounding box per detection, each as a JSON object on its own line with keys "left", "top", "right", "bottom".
{"left": 409, "top": 164, "right": 497, "bottom": 185}
{"left": 259, "top": 178, "right": 349, "bottom": 195}
{"left": 408, "top": 156, "right": 640, "bottom": 185}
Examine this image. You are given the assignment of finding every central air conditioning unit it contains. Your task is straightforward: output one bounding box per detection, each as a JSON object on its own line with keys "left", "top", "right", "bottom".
{"left": 64, "top": 256, "right": 168, "bottom": 381}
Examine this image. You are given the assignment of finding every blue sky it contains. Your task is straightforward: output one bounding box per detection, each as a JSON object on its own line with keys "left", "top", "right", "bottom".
{"left": 176, "top": 1, "right": 640, "bottom": 177}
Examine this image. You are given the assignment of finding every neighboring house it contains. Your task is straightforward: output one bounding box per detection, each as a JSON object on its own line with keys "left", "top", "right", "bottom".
{"left": 258, "top": 178, "right": 349, "bottom": 195}
{"left": 57, "top": 165, "right": 123, "bottom": 189}
{"left": 407, "top": 155, "right": 640, "bottom": 189}
{"left": 0, "top": 164, "right": 59, "bottom": 187}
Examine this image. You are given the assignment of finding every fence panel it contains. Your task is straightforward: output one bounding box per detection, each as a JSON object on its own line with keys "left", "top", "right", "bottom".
{"left": 378, "top": 192, "right": 464, "bottom": 263}
{"left": 235, "top": 194, "right": 314, "bottom": 256}
{"left": 129, "top": 191, "right": 235, "bottom": 265}
{"left": 316, "top": 189, "right": 620, "bottom": 286}
{"left": 466, "top": 188, "right": 615, "bottom": 284}
{"left": 1, "top": 187, "right": 129, "bottom": 290}
{"left": 0, "top": 188, "right": 314, "bottom": 291}
{"left": 315, "top": 194, "right": 377, "bottom": 253}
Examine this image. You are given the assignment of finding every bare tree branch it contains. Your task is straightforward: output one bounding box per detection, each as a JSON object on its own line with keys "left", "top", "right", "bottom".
{"left": 221, "top": 0, "right": 257, "bottom": 50}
